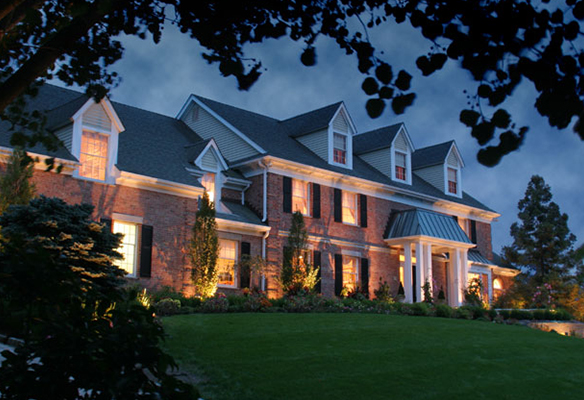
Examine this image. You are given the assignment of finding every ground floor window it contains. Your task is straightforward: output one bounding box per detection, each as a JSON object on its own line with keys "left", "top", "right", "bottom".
{"left": 113, "top": 221, "right": 138, "bottom": 277}
{"left": 342, "top": 255, "right": 359, "bottom": 291}
{"left": 218, "top": 239, "right": 238, "bottom": 287}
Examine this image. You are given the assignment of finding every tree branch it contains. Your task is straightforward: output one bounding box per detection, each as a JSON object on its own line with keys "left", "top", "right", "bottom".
{"left": 0, "top": 0, "right": 27, "bottom": 22}
{"left": 0, "top": 0, "right": 45, "bottom": 42}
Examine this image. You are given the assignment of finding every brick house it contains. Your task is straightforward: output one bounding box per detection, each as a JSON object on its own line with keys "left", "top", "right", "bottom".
{"left": 0, "top": 84, "right": 518, "bottom": 305}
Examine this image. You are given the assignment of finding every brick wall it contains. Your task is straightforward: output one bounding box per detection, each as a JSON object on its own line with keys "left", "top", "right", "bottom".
{"left": 475, "top": 221, "right": 493, "bottom": 261}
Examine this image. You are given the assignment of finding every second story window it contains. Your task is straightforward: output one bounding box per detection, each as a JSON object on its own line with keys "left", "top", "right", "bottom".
{"left": 395, "top": 151, "right": 407, "bottom": 181}
{"left": 333, "top": 132, "right": 347, "bottom": 165}
{"left": 342, "top": 191, "right": 357, "bottom": 225}
{"left": 201, "top": 172, "right": 216, "bottom": 203}
{"left": 79, "top": 131, "right": 108, "bottom": 181}
{"left": 292, "top": 179, "right": 310, "bottom": 216}
{"left": 447, "top": 167, "right": 458, "bottom": 194}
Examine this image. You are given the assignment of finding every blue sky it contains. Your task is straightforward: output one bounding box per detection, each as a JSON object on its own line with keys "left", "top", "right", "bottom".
{"left": 90, "top": 21, "right": 583, "bottom": 255}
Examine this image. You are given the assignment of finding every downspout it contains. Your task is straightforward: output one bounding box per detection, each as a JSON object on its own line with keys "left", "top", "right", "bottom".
{"left": 261, "top": 230, "right": 270, "bottom": 291}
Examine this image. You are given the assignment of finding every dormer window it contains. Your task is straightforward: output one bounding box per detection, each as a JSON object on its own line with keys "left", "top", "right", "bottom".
{"left": 395, "top": 151, "right": 407, "bottom": 181}
{"left": 333, "top": 132, "right": 347, "bottom": 165}
{"left": 79, "top": 130, "right": 109, "bottom": 181}
{"left": 201, "top": 172, "right": 216, "bottom": 203}
{"left": 447, "top": 167, "right": 458, "bottom": 194}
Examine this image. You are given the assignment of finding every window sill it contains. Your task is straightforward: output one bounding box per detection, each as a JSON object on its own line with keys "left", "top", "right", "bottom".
{"left": 217, "top": 283, "right": 237, "bottom": 289}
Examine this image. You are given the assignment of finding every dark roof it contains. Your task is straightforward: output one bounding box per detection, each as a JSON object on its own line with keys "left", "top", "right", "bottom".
{"left": 353, "top": 124, "right": 402, "bottom": 154}
{"left": 412, "top": 141, "right": 454, "bottom": 170}
{"left": 468, "top": 249, "right": 493, "bottom": 265}
{"left": 386, "top": 209, "right": 472, "bottom": 244}
{"left": 281, "top": 102, "right": 343, "bottom": 137}
{"left": 184, "top": 139, "right": 212, "bottom": 163}
{"left": 218, "top": 200, "right": 266, "bottom": 226}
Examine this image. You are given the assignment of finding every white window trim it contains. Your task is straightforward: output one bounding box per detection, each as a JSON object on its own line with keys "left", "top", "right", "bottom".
{"left": 217, "top": 239, "right": 238, "bottom": 289}
{"left": 341, "top": 191, "right": 358, "bottom": 226}
{"left": 112, "top": 219, "right": 139, "bottom": 278}
{"left": 444, "top": 164, "right": 462, "bottom": 198}
{"left": 342, "top": 254, "right": 360, "bottom": 288}
{"left": 71, "top": 98, "right": 123, "bottom": 185}
{"left": 391, "top": 148, "right": 411, "bottom": 184}
{"left": 328, "top": 128, "right": 353, "bottom": 169}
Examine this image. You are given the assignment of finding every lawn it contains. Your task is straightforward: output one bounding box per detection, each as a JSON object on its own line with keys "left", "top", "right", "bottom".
{"left": 162, "top": 313, "right": 584, "bottom": 400}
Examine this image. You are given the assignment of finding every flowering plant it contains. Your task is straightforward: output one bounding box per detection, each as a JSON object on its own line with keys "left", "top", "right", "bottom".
{"left": 532, "top": 282, "right": 555, "bottom": 309}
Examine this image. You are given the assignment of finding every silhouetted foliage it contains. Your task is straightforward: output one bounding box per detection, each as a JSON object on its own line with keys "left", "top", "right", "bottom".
{"left": 0, "top": 196, "right": 198, "bottom": 399}
{"left": 1, "top": 1, "right": 584, "bottom": 165}
{"left": 0, "top": 148, "right": 35, "bottom": 215}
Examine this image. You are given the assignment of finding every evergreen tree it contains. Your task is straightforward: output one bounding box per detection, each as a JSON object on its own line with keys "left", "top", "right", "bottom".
{"left": 503, "top": 175, "right": 577, "bottom": 282}
{"left": 190, "top": 192, "right": 219, "bottom": 298}
{"left": 279, "top": 211, "right": 319, "bottom": 294}
{"left": 0, "top": 148, "right": 36, "bottom": 214}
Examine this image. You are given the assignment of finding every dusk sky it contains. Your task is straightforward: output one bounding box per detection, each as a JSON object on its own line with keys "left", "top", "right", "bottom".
{"left": 67, "top": 19, "right": 583, "bottom": 255}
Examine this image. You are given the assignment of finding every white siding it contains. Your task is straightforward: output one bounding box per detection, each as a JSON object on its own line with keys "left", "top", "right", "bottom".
{"left": 359, "top": 148, "right": 391, "bottom": 177}
{"left": 82, "top": 103, "right": 111, "bottom": 131}
{"left": 447, "top": 148, "right": 459, "bottom": 167}
{"left": 394, "top": 131, "right": 409, "bottom": 152}
{"left": 201, "top": 148, "right": 219, "bottom": 171}
{"left": 333, "top": 109, "right": 349, "bottom": 133}
{"left": 181, "top": 103, "right": 259, "bottom": 163}
{"left": 414, "top": 165, "right": 444, "bottom": 191}
{"left": 55, "top": 124, "right": 73, "bottom": 153}
{"left": 297, "top": 128, "right": 328, "bottom": 162}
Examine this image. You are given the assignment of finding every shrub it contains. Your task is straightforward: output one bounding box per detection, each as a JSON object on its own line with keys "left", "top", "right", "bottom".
{"left": 373, "top": 278, "right": 394, "bottom": 303}
{"left": 201, "top": 293, "right": 229, "bottom": 313}
{"left": 409, "top": 302, "right": 431, "bottom": 316}
{"left": 155, "top": 298, "right": 182, "bottom": 316}
{"left": 435, "top": 304, "right": 454, "bottom": 318}
{"left": 454, "top": 308, "right": 473, "bottom": 320}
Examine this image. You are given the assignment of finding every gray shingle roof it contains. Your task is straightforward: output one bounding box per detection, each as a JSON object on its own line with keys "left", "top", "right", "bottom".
{"left": 353, "top": 124, "right": 402, "bottom": 154}
{"left": 218, "top": 200, "right": 266, "bottom": 226}
{"left": 412, "top": 141, "right": 454, "bottom": 170}
{"left": 386, "top": 209, "right": 472, "bottom": 244}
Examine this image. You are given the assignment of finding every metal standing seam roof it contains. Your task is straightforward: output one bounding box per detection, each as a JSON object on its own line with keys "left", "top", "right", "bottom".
{"left": 386, "top": 209, "right": 473, "bottom": 244}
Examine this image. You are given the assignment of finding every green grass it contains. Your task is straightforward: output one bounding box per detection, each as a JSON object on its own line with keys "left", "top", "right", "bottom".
{"left": 162, "top": 314, "right": 584, "bottom": 399}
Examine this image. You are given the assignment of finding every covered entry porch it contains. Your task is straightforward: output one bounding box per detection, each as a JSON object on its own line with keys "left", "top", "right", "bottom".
{"left": 385, "top": 209, "right": 476, "bottom": 306}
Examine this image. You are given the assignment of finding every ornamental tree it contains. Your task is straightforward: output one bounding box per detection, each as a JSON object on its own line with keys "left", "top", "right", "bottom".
{"left": 503, "top": 175, "right": 578, "bottom": 282}
{"left": 0, "top": 196, "right": 197, "bottom": 399}
{"left": 190, "top": 191, "right": 219, "bottom": 298}
{"left": 0, "top": 147, "right": 36, "bottom": 214}
{"left": 2, "top": 0, "right": 584, "bottom": 165}
{"left": 280, "top": 211, "right": 320, "bottom": 294}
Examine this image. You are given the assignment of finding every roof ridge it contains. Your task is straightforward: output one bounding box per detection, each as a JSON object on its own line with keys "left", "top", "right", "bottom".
{"left": 194, "top": 95, "right": 280, "bottom": 123}
{"left": 414, "top": 140, "right": 454, "bottom": 152}
{"left": 280, "top": 101, "right": 343, "bottom": 124}
{"left": 356, "top": 123, "right": 403, "bottom": 137}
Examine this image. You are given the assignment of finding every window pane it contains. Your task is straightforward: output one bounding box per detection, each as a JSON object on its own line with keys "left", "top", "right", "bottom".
{"left": 201, "top": 173, "right": 215, "bottom": 202}
{"left": 395, "top": 152, "right": 406, "bottom": 167}
{"left": 218, "top": 239, "right": 237, "bottom": 286}
{"left": 342, "top": 191, "right": 356, "bottom": 224}
{"left": 342, "top": 256, "right": 358, "bottom": 290}
{"left": 292, "top": 180, "right": 309, "bottom": 215}
{"left": 80, "top": 131, "right": 108, "bottom": 181}
{"left": 333, "top": 133, "right": 347, "bottom": 164}
{"left": 113, "top": 221, "right": 137, "bottom": 276}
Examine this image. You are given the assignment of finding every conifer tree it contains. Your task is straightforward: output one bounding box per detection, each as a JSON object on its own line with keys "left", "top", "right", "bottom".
{"left": 503, "top": 175, "right": 577, "bottom": 282}
{"left": 0, "top": 148, "right": 36, "bottom": 214}
{"left": 190, "top": 192, "right": 219, "bottom": 298}
{"left": 280, "top": 211, "right": 319, "bottom": 294}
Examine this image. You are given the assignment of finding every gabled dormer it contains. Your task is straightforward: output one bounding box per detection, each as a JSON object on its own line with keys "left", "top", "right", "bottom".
{"left": 354, "top": 123, "right": 415, "bottom": 185}
{"left": 185, "top": 139, "right": 228, "bottom": 206}
{"left": 286, "top": 102, "right": 357, "bottom": 170}
{"left": 51, "top": 96, "right": 124, "bottom": 184}
{"left": 412, "top": 141, "right": 465, "bottom": 198}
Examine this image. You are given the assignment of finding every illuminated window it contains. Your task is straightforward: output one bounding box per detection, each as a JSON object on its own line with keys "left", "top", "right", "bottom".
{"left": 218, "top": 239, "right": 237, "bottom": 287}
{"left": 333, "top": 132, "right": 347, "bottom": 164}
{"left": 447, "top": 167, "right": 458, "bottom": 194}
{"left": 493, "top": 278, "right": 502, "bottom": 291}
{"left": 292, "top": 179, "right": 310, "bottom": 216}
{"left": 79, "top": 131, "right": 108, "bottom": 181}
{"left": 342, "top": 191, "right": 357, "bottom": 225}
{"left": 201, "top": 173, "right": 215, "bottom": 202}
{"left": 342, "top": 256, "right": 359, "bottom": 290}
{"left": 113, "top": 221, "right": 138, "bottom": 277}
{"left": 395, "top": 151, "right": 407, "bottom": 181}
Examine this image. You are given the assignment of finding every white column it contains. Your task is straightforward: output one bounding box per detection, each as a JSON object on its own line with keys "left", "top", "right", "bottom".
{"left": 415, "top": 242, "right": 423, "bottom": 303}
{"left": 424, "top": 243, "right": 433, "bottom": 298}
{"left": 404, "top": 243, "right": 413, "bottom": 303}
{"left": 451, "top": 250, "right": 461, "bottom": 307}
{"left": 460, "top": 249, "right": 469, "bottom": 293}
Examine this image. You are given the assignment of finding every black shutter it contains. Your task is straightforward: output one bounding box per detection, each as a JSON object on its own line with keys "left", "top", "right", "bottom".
{"left": 334, "top": 254, "right": 343, "bottom": 296}
{"left": 470, "top": 220, "right": 477, "bottom": 244}
{"left": 240, "top": 241, "right": 251, "bottom": 288}
{"left": 139, "top": 225, "right": 153, "bottom": 278}
{"left": 283, "top": 176, "right": 292, "bottom": 213}
{"left": 313, "top": 250, "right": 322, "bottom": 294}
{"left": 312, "top": 183, "right": 321, "bottom": 219}
{"left": 361, "top": 258, "right": 369, "bottom": 298}
{"left": 334, "top": 188, "right": 342, "bottom": 222}
{"left": 359, "top": 194, "right": 368, "bottom": 228}
{"left": 100, "top": 218, "right": 112, "bottom": 231}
